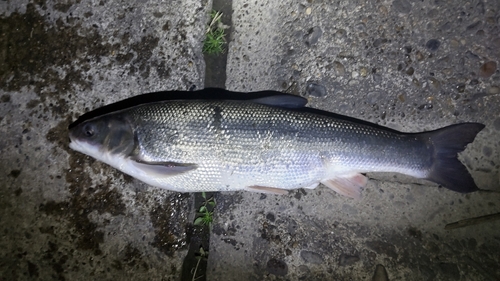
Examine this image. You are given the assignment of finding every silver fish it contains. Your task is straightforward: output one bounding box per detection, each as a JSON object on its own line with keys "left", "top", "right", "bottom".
{"left": 68, "top": 94, "right": 484, "bottom": 198}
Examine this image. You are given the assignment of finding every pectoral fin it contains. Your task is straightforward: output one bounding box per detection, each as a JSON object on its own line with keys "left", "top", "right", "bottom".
{"left": 130, "top": 160, "right": 197, "bottom": 177}
{"left": 246, "top": 185, "right": 289, "bottom": 195}
{"left": 321, "top": 174, "right": 367, "bottom": 199}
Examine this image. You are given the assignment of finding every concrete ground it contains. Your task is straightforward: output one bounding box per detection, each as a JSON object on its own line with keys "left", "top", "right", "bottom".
{"left": 1, "top": 1, "right": 207, "bottom": 280}
{"left": 1, "top": 0, "right": 499, "bottom": 281}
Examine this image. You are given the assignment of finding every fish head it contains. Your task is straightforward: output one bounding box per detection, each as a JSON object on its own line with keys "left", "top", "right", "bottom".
{"left": 69, "top": 115, "right": 135, "bottom": 160}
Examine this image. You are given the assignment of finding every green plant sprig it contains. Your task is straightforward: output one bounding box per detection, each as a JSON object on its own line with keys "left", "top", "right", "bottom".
{"left": 203, "top": 10, "right": 226, "bottom": 55}
{"left": 194, "top": 192, "right": 216, "bottom": 226}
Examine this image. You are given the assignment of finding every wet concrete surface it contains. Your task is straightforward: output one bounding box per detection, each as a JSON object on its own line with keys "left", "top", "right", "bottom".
{"left": 210, "top": 0, "right": 500, "bottom": 280}
{"left": 1, "top": 1, "right": 207, "bottom": 280}
{"left": 1, "top": 0, "right": 500, "bottom": 280}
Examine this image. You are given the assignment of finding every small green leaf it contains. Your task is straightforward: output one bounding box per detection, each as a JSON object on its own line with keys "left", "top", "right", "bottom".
{"left": 194, "top": 217, "right": 204, "bottom": 226}
{"left": 199, "top": 206, "right": 207, "bottom": 213}
{"left": 203, "top": 214, "right": 213, "bottom": 225}
{"left": 201, "top": 192, "right": 206, "bottom": 199}
{"left": 208, "top": 201, "right": 215, "bottom": 207}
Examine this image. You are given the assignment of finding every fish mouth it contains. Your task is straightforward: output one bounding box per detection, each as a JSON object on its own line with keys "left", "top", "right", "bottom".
{"left": 68, "top": 131, "right": 80, "bottom": 151}
{"left": 67, "top": 132, "right": 92, "bottom": 154}
{"left": 68, "top": 138, "right": 105, "bottom": 165}
{"left": 68, "top": 138, "right": 83, "bottom": 153}
{"left": 68, "top": 126, "right": 90, "bottom": 154}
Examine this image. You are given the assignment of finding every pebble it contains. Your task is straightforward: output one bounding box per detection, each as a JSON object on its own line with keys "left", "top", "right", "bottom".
{"left": 479, "top": 61, "right": 497, "bottom": 78}
{"left": 366, "top": 91, "right": 384, "bottom": 105}
{"left": 489, "top": 86, "right": 499, "bottom": 94}
{"left": 456, "top": 84, "right": 465, "bottom": 93}
{"left": 412, "top": 78, "right": 420, "bottom": 87}
{"left": 442, "top": 68, "right": 452, "bottom": 76}
{"left": 372, "top": 73, "right": 382, "bottom": 83}
{"left": 333, "top": 61, "right": 345, "bottom": 76}
{"left": 335, "top": 29, "right": 347, "bottom": 38}
{"left": 465, "top": 51, "right": 480, "bottom": 60}
{"left": 450, "top": 39, "right": 460, "bottom": 48}
{"left": 398, "top": 94, "right": 405, "bottom": 102}
{"left": 415, "top": 50, "right": 424, "bottom": 61}
{"left": 466, "top": 21, "right": 482, "bottom": 31}
{"left": 438, "top": 56, "right": 450, "bottom": 63}
{"left": 373, "top": 38, "right": 387, "bottom": 47}
{"left": 425, "top": 39, "right": 441, "bottom": 51}
{"left": 339, "top": 254, "right": 360, "bottom": 266}
{"left": 305, "top": 7, "right": 312, "bottom": 15}
{"left": 355, "top": 22, "right": 366, "bottom": 31}
{"left": 266, "top": 258, "right": 288, "bottom": 276}
{"left": 393, "top": 0, "right": 412, "bottom": 14}
{"left": 360, "top": 67, "right": 368, "bottom": 77}
{"left": 304, "top": 26, "right": 323, "bottom": 47}
{"left": 428, "top": 77, "right": 441, "bottom": 90}
{"left": 305, "top": 82, "right": 327, "bottom": 97}
{"left": 379, "top": 5, "right": 388, "bottom": 15}
{"left": 300, "top": 250, "right": 324, "bottom": 264}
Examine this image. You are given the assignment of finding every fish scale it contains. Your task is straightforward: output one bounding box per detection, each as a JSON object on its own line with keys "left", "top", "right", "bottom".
{"left": 129, "top": 101, "right": 327, "bottom": 191}
{"left": 69, "top": 94, "right": 484, "bottom": 198}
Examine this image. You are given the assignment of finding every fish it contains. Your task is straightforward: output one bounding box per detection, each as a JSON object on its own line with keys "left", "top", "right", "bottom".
{"left": 68, "top": 91, "right": 484, "bottom": 198}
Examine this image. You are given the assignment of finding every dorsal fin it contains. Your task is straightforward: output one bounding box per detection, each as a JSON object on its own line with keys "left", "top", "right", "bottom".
{"left": 251, "top": 95, "right": 307, "bottom": 108}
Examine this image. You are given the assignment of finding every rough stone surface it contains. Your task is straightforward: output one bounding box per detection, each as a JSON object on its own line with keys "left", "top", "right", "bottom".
{"left": 2, "top": 0, "right": 500, "bottom": 281}
{"left": 210, "top": 0, "right": 500, "bottom": 280}
{"left": 0, "top": 1, "right": 208, "bottom": 280}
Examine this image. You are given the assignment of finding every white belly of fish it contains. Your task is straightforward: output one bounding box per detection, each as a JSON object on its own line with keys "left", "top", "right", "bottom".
{"left": 129, "top": 151, "right": 326, "bottom": 193}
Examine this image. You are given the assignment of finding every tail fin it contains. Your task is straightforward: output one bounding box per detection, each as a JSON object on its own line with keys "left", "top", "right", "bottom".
{"left": 423, "top": 123, "right": 485, "bottom": 193}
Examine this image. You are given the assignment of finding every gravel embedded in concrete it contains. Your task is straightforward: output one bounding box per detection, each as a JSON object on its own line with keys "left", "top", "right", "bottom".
{"left": 1, "top": 0, "right": 499, "bottom": 280}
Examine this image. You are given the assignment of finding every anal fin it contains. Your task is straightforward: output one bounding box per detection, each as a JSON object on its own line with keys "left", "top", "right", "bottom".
{"left": 321, "top": 174, "right": 367, "bottom": 199}
{"left": 246, "top": 185, "right": 289, "bottom": 195}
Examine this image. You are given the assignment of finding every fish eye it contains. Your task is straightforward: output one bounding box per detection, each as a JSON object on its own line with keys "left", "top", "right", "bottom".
{"left": 83, "top": 124, "right": 95, "bottom": 138}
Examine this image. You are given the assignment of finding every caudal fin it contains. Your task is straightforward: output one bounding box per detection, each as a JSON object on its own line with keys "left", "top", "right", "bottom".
{"left": 423, "top": 123, "right": 485, "bottom": 193}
